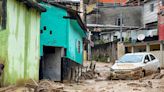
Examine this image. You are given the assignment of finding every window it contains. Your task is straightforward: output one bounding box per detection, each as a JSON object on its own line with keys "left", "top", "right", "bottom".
{"left": 162, "top": 0, "right": 164, "bottom": 6}
{"left": 40, "top": 30, "right": 43, "bottom": 34}
{"left": 150, "top": 54, "right": 156, "bottom": 60}
{"left": 116, "top": 17, "right": 123, "bottom": 26}
{"left": 118, "top": 55, "right": 143, "bottom": 63}
{"left": 0, "top": 0, "right": 7, "bottom": 30}
{"left": 145, "top": 55, "right": 150, "bottom": 62}
{"left": 77, "top": 41, "right": 80, "bottom": 53}
{"left": 116, "top": 18, "right": 121, "bottom": 26}
{"left": 43, "top": 26, "right": 46, "bottom": 30}
{"left": 150, "top": 3, "right": 154, "bottom": 12}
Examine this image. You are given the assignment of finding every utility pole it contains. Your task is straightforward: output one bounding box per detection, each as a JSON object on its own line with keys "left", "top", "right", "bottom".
{"left": 80, "top": 0, "right": 84, "bottom": 22}
{"left": 96, "top": 0, "right": 99, "bottom": 26}
{"left": 120, "top": 11, "right": 123, "bottom": 42}
{"left": 120, "top": 0, "right": 123, "bottom": 42}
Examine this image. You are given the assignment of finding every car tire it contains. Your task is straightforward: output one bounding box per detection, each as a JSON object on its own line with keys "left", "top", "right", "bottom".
{"left": 157, "top": 68, "right": 161, "bottom": 73}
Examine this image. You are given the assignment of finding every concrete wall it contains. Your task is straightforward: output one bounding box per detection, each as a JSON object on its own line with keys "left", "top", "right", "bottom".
{"left": 124, "top": 41, "right": 164, "bottom": 68}
{"left": 150, "top": 51, "right": 164, "bottom": 68}
{"left": 91, "top": 42, "right": 117, "bottom": 62}
{"left": 87, "top": 6, "right": 143, "bottom": 27}
{"left": 117, "top": 42, "right": 125, "bottom": 59}
{"left": 0, "top": 0, "right": 41, "bottom": 86}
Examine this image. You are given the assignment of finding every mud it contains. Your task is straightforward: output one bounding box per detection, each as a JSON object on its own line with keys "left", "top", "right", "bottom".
{"left": 0, "top": 62, "right": 164, "bottom": 92}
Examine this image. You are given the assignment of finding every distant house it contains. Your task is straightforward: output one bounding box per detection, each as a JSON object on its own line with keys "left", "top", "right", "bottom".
{"left": 40, "top": 2, "right": 87, "bottom": 81}
{"left": 123, "top": 0, "right": 164, "bottom": 68}
{"left": 143, "top": 0, "right": 158, "bottom": 28}
{"left": 158, "top": 0, "right": 164, "bottom": 41}
{"left": 87, "top": 5, "right": 142, "bottom": 43}
{"left": 88, "top": 0, "right": 164, "bottom": 65}
{"left": 99, "top": 0, "right": 127, "bottom": 4}
{"left": 0, "top": 0, "right": 46, "bottom": 86}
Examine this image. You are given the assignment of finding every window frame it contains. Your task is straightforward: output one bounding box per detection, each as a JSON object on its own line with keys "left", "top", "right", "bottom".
{"left": 77, "top": 41, "right": 80, "bottom": 53}
{"left": 149, "top": 54, "right": 156, "bottom": 61}
{"left": 0, "top": 0, "right": 7, "bottom": 30}
{"left": 144, "top": 55, "right": 150, "bottom": 62}
{"left": 150, "top": 3, "right": 154, "bottom": 12}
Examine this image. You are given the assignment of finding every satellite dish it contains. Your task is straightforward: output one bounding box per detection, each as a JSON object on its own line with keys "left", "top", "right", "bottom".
{"left": 137, "top": 34, "right": 145, "bottom": 41}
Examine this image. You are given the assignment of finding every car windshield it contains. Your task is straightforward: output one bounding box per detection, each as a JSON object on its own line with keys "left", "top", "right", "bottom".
{"left": 118, "top": 54, "right": 143, "bottom": 63}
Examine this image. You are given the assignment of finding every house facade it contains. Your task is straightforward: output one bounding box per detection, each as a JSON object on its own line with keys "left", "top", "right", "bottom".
{"left": 0, "top": 0, "right": 46, "bottom": 86}
{"left": 40, "top": 2, "right": 87, "bottom": 81}
{"left": 143, "top": 0, "right": 158, "bottom": 28}
{"left": 158, "top": 0, "right": 164, "bottom": 41}
{"left": 123, "top": 0, "right": 164, "bottom": 68}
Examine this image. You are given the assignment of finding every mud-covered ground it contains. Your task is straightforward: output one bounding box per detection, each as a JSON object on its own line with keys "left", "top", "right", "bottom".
{"left": 0, "top": 62, "right": 164, "bottom": 92}
{"left": 63, "top": 62, "right": 164, "bottom": 92}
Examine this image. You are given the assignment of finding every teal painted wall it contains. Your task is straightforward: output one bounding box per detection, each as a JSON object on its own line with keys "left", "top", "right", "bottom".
{"left": 66, "top": 20, "right": 85, "bottom": 64}
{"left": 0, "top": 0, "right": 41, "bottom": 86}
{"left": 40, "top": 4, "right": 68, "bottom": 56}
{"left": 40, "top": 3, "right": 86, "bottom": 64}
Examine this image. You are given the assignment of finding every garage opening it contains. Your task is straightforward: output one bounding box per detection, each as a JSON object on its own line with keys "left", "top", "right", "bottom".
{"left": 40, "top": 46, "right": 64, "bottom": 81}
{"left": 125, "top": 46, "right": 132, "bottom": 53}
{"left": 150, "top": 44, "right": 160, "bottom": 51}
{"left": 134, "top": 45, "right": 146, "bottom": 52}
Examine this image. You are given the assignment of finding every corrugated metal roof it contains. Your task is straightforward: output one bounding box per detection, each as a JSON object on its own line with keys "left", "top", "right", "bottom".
{"left": 17, "top": 0, "right": 46, "bottom": 12}
{"left": 43, "top": 1, "right": 88, "bottom": 32}
{"left": 98, "top": 0, "right": 127, "bottom": 4}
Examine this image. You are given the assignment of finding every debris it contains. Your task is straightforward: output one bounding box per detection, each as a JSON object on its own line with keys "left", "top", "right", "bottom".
{"left": 36, "top": 80, "right": 64, "bottom": 92}
{"left": 95, "top": 77, "right": 106, "bottom": 81}
{"left": 139, "top": 79, "right": 143, "bottom": 83}
{"left": 127, "top": 83, "right": 148, "bottom": 87}
{"left": 147, "top": 81, "right": 152, "bottom": 88}
{"left": 84, "top": 80, "right": 95, "bottom": 84}
{"left": 152, "top": 73, "right": 160, "bottom": 79}
{"left": 152, "top": 73, "right": 164, "bottom": 79}
{"left": 0, "top": 85, "right": 16, "bottom": 92}
{"left": 133, "top": 88, "right": 142, "bottom": 91}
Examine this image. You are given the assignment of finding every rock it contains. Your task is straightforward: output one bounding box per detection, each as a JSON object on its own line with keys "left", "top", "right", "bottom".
{"left": 152, "top": 73, "right": 160, "bottom": 79}
{"left": 133, "top": 88, "right": 142, "bottom": 91}
{"left": 147, "top": 81, "right": 152, "bottom": 88}
{"left": 155, "top": 74, "right": 164, "bottom": 79}
{"left": 84, "top": 80, "right": 95, "bottom": 84}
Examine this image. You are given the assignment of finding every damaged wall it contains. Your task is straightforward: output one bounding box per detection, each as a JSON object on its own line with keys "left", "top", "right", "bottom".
{"left": 87, "top": 6, "right": 143, "bottom": 27}
{"left": 0, "top": 0, "right": 41, "bottom": 86}
{"left": 91, "top": 41, "right": 117, "bottom": 62}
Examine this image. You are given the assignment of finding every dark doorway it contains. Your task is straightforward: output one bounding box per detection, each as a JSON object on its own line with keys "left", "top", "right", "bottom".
{"left": 39, "top": 46, "right": 64, "bottom": 81}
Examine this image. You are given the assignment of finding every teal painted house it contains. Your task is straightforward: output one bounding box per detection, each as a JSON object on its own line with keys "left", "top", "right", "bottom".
{"left": 39, "top": 2, "right": 87, "bottom": 81}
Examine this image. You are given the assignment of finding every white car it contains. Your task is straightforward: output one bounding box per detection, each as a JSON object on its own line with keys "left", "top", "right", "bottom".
{"left": 110, "top": 53, "right": 161, "bottom": 79}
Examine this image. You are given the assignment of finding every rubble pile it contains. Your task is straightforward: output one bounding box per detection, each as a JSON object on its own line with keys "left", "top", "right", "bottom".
{"left": 0, "top": 85, "right": 17, "bottom": 92}
{"left": 79, "top": 62, "right": 101, "bottom": 80}
{"left": 79, "top": 70, "right": 96, "bottom": 80}
{"left": 0, "top": 80, "right": 65, "bottom": 92}
{"left": 26, "top": 80, "right": 64, "bottom": 92}
{"left": 127, "top": 81, "right": 153, "bottom": 88}
{"left": 152, "top": 73, "right": 164, "bottom": 79}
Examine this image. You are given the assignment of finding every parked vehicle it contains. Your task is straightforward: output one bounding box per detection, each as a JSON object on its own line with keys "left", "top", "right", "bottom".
{"left": 110, "top": 53, "right": 161, "bottom": 79}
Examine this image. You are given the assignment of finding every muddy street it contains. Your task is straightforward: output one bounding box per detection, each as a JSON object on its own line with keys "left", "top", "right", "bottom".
{"left": 0, "top": 62, "right": 164, "bottom": 92}
{"left": 63, "top": 62, "right": 164, "bottom": 92}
